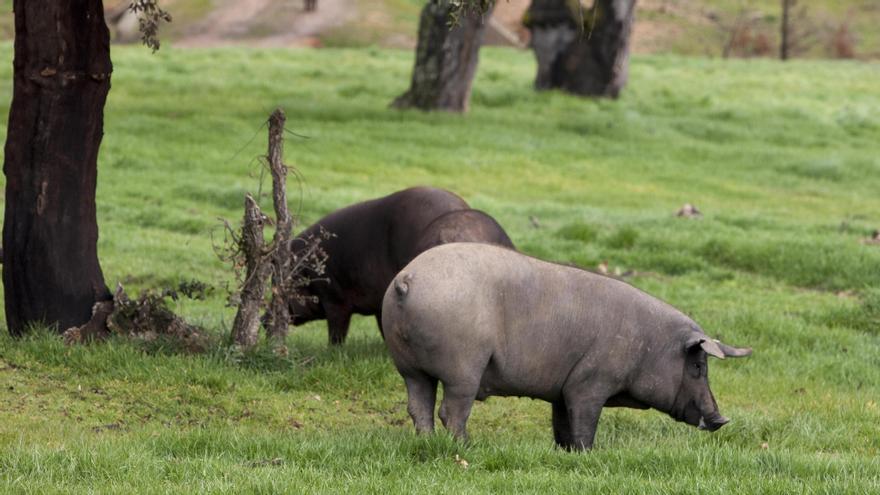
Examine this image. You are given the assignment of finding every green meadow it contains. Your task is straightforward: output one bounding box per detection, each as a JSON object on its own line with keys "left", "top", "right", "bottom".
{"left": 0, "top": 44, "right": 879, "bottom": 492}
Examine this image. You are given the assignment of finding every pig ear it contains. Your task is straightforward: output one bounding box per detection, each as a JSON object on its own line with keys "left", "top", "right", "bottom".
{"left": 685, "top": 336, "right": 725, "bottom": 359}
{"left": 716, "top": 340, "right": 752, "bottom": 358}
{"left": 700, "top": 339, "right": 726, "bottom": 359}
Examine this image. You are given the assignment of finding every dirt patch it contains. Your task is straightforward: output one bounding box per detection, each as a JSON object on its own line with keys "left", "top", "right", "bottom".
{"left": 174, "top": 0, "right": 358, "bottom": 48}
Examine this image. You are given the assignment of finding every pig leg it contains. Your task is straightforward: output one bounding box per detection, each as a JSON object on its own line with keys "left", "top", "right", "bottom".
{"left": 374, "top": 310, "right": 385, "bottom": 339}
{"left": 563, "top": 384, "right": 609, "bottom": 451}
{"left": 404, "top": 372, "right": 438, "bottom": 434}
{"left": 325, "top": 304, "right": 352, "bottom": 345}
{"left": 438, "top": 381, "right": 479, "bottom": 441}
{"left": 552, "top": 399, "right": 574, "bottom": 449}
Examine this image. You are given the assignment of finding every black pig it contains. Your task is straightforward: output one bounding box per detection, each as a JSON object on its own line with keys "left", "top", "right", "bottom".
{"left": 290, "top": 187, "right": 513, "bottom": 344}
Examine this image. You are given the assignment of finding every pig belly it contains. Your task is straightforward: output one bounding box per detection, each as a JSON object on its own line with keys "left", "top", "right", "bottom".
{"left": 475, "top": 359, "right": 566, "bottom": 402}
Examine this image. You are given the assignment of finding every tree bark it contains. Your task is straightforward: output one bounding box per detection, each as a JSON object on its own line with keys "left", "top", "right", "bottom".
{"left": 526, "top": 0, "right": 637, "bottom": 98}
{"left": 230, "top": 195, "right": 270, "bottom": 349}
{"left": 392, "top": 1, "right": 494, "bottom": 112}
{"left": 266, "top": 109, "right": 292, "bottom": 346}
{"left": 3, "top": 0, "right": 112, "bottom": 335}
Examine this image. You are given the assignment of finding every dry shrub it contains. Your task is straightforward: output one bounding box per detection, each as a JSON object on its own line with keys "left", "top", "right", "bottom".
{"left": 781, "top": 4, "right": 819, "bottom": 59}
{"left": 718, "top": 10, "right": 774, "bottom": 59}
{"left": 724, "top": 23, "right": 775, "bottom": 58}
{"left": 829, "top": 20, "right": 857, "bottom": 59}
{"left": 752, "top": 32, "right": 773, "bottom": 57}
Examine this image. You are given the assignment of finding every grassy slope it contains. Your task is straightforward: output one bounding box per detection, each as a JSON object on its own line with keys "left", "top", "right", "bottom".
{"left": 0, "top": 44, "right": 879, "bottom": 492}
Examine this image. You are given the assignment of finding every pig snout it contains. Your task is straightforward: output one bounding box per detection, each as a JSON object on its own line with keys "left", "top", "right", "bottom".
{"left": 678, "top": 394, "right": 729, "bottom": 432}
{"left": 698, "top": 413, "right": 730, "bottom": 431}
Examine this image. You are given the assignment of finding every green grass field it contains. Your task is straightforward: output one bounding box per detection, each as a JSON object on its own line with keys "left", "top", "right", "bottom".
{"left": 1, "top": 44, "right": 879, "bottom": 492}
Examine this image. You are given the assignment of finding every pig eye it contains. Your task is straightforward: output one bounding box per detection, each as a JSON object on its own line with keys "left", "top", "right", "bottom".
{"left": 690, "top": 362, "right": 702, "bottom": 377}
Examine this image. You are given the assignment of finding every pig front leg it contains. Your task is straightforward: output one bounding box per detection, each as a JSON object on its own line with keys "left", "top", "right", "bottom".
{"left": 562, "top": 382, "right": 610, "bottom": 451}
{"left": 325, "top": 303, "right": 353, "bottom": 345}
{"left": 374, "top": 310, "right": 385, "bottom": 339}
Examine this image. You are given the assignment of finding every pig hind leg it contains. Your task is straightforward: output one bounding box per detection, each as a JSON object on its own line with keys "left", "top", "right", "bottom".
{"left": 404, "top": 372, "right": 438, "bottom": 434}
{"left": 419, "top": 327, "right": 491, "bottom": 441}
{"left": 438, "top": 381, "right": 479, "bottom": 441}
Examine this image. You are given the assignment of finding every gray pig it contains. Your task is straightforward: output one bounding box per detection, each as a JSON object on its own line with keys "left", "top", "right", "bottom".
{"left": 382, "top": 243, "right": 751, "bottom": 450}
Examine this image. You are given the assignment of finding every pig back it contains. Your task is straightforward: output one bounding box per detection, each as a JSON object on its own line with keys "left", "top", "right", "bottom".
{"left": 297, "top": 187, "right": 469, "bottom": 312}
{"left": 414, "top": 209, "right": 515, "bottom": 254}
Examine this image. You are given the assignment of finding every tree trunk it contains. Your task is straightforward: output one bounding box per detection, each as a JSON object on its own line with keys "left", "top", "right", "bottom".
{"left": 780, "top": 0, "right": 792, "bottom": 60}
{"left": 3, "top": 0, "right": 112, "bottom": 335}
{"left": 392, "top": 1, "right": 494, "bottom": 112}
{"left": 526, "top": 0, "right": 637, "bottom": 98}
{"left": 266, "top": 109, "right": 292, "bottom": 346}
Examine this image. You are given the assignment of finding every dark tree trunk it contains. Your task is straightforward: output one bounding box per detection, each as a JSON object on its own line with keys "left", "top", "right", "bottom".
{"left": 3, "top": 0, "right": 112, "bottom": 335}
{"left": 780, "top": 0, "right": 792, "bottom": 60}
{"left": 526, "top": 0, "right": 637, "bottom": 98}
{"left": 392, "top": 1, "right": 494, "bottom": 112}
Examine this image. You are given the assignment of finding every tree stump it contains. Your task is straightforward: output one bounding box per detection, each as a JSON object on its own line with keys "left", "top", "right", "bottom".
{"left": 230, "top": 195, "right": 271, "bottom": 348}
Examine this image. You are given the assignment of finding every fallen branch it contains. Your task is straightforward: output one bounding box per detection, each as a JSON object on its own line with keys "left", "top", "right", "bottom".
{"left": 63, "top": 284, "right": 209, "bottom": 352}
